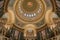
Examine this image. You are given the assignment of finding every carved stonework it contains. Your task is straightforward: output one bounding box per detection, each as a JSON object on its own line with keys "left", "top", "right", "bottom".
{"left": 0, "top": 0, "right": 60, "bottom": 40}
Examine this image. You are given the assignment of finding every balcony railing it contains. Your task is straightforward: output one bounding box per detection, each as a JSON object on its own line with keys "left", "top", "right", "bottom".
{"left": 0, "top": 35, "right": 9, "bottom": 40}
{"left": 47, "top": 35, "right": 60, "bottom": 40}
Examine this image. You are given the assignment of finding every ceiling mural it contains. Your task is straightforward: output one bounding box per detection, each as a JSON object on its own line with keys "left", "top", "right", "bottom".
{"left": 0, "top": 0, "right": 60, "bottom": 40}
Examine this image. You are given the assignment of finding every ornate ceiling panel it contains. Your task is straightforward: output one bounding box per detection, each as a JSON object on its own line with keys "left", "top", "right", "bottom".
{"left": 14, "top": 0, "right": 46, "bottom": 23}
{"left": 0, "top": 0, "right": 60, "bottom": 40}
{"left": 0, "top": 0, "right": 59, "bottom": 30}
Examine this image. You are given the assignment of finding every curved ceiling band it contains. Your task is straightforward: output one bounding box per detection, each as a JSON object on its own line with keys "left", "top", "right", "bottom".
{"left": 4, "top": 8, "right": 15, "bottom": 30}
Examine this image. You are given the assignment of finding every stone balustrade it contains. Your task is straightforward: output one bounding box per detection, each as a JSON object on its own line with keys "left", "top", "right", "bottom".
{"left": 47, "top": 35, "right": 60, "bottom": 40}
{"left": 0, "top": 35, "right": 9, "bottom": 40}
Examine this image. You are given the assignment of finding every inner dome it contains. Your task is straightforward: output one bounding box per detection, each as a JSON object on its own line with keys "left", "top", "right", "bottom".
{"left": 21, "top": 0, "right": 39, "bottom": 12}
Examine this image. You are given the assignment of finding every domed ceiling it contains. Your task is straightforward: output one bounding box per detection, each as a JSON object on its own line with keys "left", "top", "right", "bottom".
{"left": 0, "top": 0, "right": 60, "bottom": 40}
{"left": 1, "top": 0, "right": 59, "bottom": 29}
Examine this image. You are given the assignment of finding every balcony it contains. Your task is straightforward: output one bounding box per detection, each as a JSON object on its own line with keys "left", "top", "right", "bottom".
{"left": 47, "top": 35, "right": 60, "bottom": 40}
{"left": 0, "top": 35, "right": 9, "bottom": 40}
